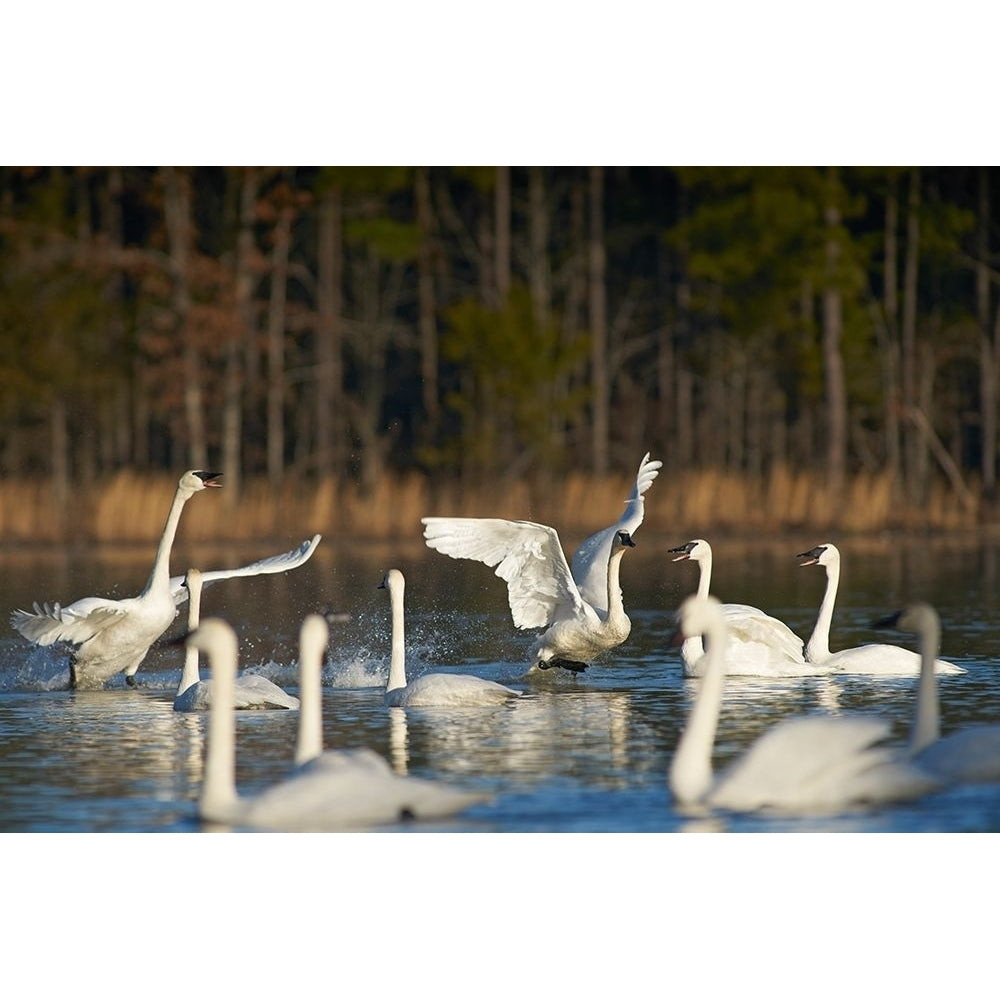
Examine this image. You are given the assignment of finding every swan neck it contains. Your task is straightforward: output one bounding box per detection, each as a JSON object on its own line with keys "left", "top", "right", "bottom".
{"left": 669, "top": 614, "right": 725, "bottom": 804}
{"left": 295, "top": 632, "right": 324, "bottom": 766}
{"left": 200, "top": 638, "right": 238, "bottom": 816}
{"left": 144, "top": 483, "right": 191, "bottom": 596}
{"left": 910, "top": 617, "right": 941, "bottom": 754}
{"left": 805, "top": 560, "right": 839, "bottom": 661}
{"left": 386, "top": 582, "right": 408, "bottom": 694}
{"left": 178, "top": 576, "right": 203, "bottom": 695}
{"left": 603, "top": 546, "right": 629, "bottom": 627}
{"left": 696, "top": 552, "right": 712, "bottom": 600}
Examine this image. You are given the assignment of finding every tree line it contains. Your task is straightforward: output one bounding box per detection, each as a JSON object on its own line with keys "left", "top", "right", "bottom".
{"left": 0, "top": 166, "right": 996, "bottom": 523}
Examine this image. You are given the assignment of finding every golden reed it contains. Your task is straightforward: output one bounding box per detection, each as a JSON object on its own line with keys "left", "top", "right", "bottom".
{"left": 0, "top": 465, "right": 983, "bottom": 547}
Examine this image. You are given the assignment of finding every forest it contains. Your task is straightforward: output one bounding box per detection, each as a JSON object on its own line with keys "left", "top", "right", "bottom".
{"left": 0, "top": 166, "right": 997, "bottom": 544}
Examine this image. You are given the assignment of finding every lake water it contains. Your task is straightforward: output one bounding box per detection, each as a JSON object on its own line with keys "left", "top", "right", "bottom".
{"left": 2, "top": 532, "right": 1000, "bottom": 834}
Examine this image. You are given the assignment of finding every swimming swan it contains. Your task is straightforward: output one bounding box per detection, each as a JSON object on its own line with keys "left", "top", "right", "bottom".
{"left": 875, "top": 603, "right": 1000, "bottom": 786}
{"left": 668, "top": 595, "right": 940, "bottom": 814}
{"left": 797, "top": 543, "right": 965, "bottom": 675}
{"left": 10, "top": 468, "right": 322, "bottom": 689}
{"left": 423, "top": 520, "right": 639, "bottom": 673}
{"left": 379, "top": 569, "right": 522, "bottom": 706}
{"left": 173, "top": 568, "right": 300, "bottom": 712}
{"left": 668, "top": 538, "right": 809, "bottom": 677}
{"left": 191, "top": 617, "right": 489, "bottom": 831}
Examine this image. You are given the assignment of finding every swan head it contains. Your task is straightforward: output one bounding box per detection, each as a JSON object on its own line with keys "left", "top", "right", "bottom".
{"left": 379, "top": 569, "right": 405, "bottom": 594}
{"left": 672, "top": 594, "right": 724, "bottom": 643}
{"left": 299, "top": 613, "right": 330, "bottom": 660}
{"left": 871, "top": 601, "right": 939, "bottom": 637}
{"left": 180, "top": 470, "right": 224, "bottom": 493}
{"left": 615, "top": 531, "right": 636, "bottom": 550}
{"left": 185, "top": 618, "right": 238, "bottom": 676}
{"left": 797, "top": 542, "right": 839, "bottom": 568}
{"left": 183, "top": 567, "right": 204, "bottom": 600}
{"left": 668, "top": 539, "right": 709, "bottom": 563}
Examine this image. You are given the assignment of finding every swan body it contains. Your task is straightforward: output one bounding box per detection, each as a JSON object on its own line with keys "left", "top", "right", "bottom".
{"left": 669, "top": 595, "right": 940, "bottom": 814}
{"left": 668, "top": 538, "right": 809, "bottom": 677}
{"left": 380, "top": 569, "right": 522, "bottom": 706}
{"left": 875, "top": 603, "right": 1000, "bottom": 786}
{"left": 423, "top": 516, "right": 638, "bottom": 673}
{"left": 9, "top": 467, "right": 320, "bottom": 689}
{"left": 191, "top": 617, "right": 488, "bottom": 831}
{"left": 798, "top": 544, "right": 965, "bottom": 675}
{"left": 173, "top": 568, "right": 300, "bottom": 712}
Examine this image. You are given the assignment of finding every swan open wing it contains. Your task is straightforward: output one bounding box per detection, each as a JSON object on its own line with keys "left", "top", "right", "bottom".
{"left": 421, "top": 517, "right": 586, "bottom": 629}
{"left": 11, "top": 597, "right": 128, "bottom": 647}
{"left": 570, "top": 452, "right": 661, "bottom": 611}
{"left": 170, "top": 534, "right": 322, "bottom": 604}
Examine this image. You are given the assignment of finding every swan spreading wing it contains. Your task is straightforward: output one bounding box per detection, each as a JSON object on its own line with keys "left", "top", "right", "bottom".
{"left": 10, "top": 598, "right": 129, "bottom": 647}
{"left": 169, "top": 534, "right": 321, "bottom": 604}
{"left": 421, "top": 518, "right": 589, "bottom": 629}
{"left": 570, "top": 452, "right": 661, "bottom": 612}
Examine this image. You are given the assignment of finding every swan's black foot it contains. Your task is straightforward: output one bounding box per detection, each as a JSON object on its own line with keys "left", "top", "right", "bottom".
{"left": 125, "top": 674, "right": 138, "bottom": 688}
{"left": 538, "top": 658, "right": 588, "bottom": 674}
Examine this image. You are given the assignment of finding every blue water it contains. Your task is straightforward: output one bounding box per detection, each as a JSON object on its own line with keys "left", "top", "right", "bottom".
{"left": 1, "top": 534, "right": 999, "bottom": 833}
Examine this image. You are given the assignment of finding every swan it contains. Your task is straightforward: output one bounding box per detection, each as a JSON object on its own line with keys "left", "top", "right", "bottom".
{"left": 668, "top": 594, "right": 940, "bottom": 814}
{"left": 423, "top": 502, "right": 644, "bottom": 674}
{"left": 668, "top": 538, "right": 809, "bottom": 677}
{"left": 9, "top": 468, "right": 321, "bottom": 689}
{"left": 189, "top": 617, "right": 487, "bottom": 830}
{"left": 173, "top": 568, "right": 300, "bottom": 712}
{"left": 379, "top": 568, "right": 522, "bottom": 706}
{"left": 423, "top": 451, "right": 659, "bottom": 624}
{"left": 874, "top": 602, "right": 1000, "bottom": 785}
{"left": 797, "top": 543, "right": 965, "bottom": 675}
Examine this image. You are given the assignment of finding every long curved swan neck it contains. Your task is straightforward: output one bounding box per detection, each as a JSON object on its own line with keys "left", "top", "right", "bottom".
{"left": 695, "top": 548, "right": 712, "bottom": 600}
{"left": 177, "top": 569, "right": 203, "bottom": 696}
{"left": 295, "top": 615, "right": 328, "bottom": 766}
{"left": 196, "top": 621, "right": 239, "bottom": 816}
{"left": 603, "top": 540, "right": 630, "bottom": 629}
{"left": 910, "top": 610, "right": 941, "bottom": 754}
{"left": 143, "top": 481, "right": 192, "bottom": 597}
{"left": 670, "top": 601, "right": 725, "bottom": 804}
{"left": 806, "top": 559, "right": 839, "bottom": 661}
{"left": 384, "top": 571, "right": 408, "bottom": 694}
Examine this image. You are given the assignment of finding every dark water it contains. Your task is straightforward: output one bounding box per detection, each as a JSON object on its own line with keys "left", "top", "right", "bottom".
{"left": 2, "top": 532, "right": 1000, "bottom": 833}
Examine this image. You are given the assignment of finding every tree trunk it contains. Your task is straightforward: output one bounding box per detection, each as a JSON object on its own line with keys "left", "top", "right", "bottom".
{"left": 225, "top": 167, "right": 256, "bottom": 502}
{"left": 882, "top": 177, "right": 902, "bottom": 491}
{"left": 823, "top": 175, "right": 847, "bottom": 497}
{"left": 494, "top": 166, "right": 511, "bottom": 306}
{"left": 589, "top": 165, "right": 609, "bottom": 475}
{"left": 415, "top": 167, "right": 439, "bottom": 439}
{"left": 267, "top": 200, "right": 293, "bottom": 486}
{"left": 902, "top": 167, "right": 922, "bottom": 502}
{"left": 978, "top": 167, "right": 996, "bottom": 495}
{"left": 316, "top": 184, "right": 344, "bottom": 477}
{"left": 162, "top": 166, "right": 207, "bottom": 470}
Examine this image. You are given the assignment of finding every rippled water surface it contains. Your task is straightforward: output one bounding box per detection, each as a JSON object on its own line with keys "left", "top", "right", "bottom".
{"left": 2, "top": 533, "right": 1000, "bottom": 833}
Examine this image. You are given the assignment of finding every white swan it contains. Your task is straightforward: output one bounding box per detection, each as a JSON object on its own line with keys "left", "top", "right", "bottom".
{"left": 379, "top": 568, "right": 522, "bottom": 706}
{"left": 797, "top": 543, "right": 965, "bottom": 675}
{"left": 191, "top": 616, "right": 489, "bottom": 831}
{"left": 173, "top": 568, "right": 300, "bottom": 712}
{"left": 875, "top": 603, "right": 1000, "bottom": 785}
{"left": 10, "top": 468, "right": 321, "bottom": 689}
{"left": 668, "top": 538, "right": 809, "bottom": 677}
{"left": 668, "top": 594, "right": 940, "bottom": 814}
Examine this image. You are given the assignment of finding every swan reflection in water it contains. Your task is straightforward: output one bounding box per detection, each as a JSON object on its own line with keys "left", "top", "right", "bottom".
{"left": 389, "top": 688, "right": 640, "bottom": 788}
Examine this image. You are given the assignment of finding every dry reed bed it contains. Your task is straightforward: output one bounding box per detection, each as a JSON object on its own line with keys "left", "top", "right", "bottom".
{"left": 0, "top": 466, "right": 984, "bottom": 547}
